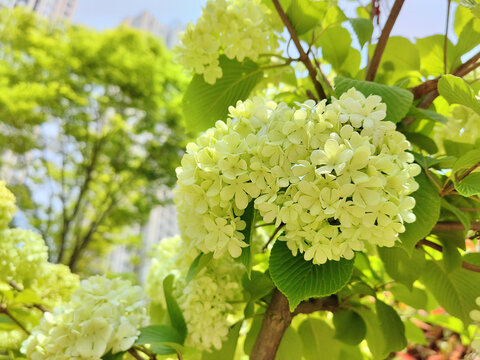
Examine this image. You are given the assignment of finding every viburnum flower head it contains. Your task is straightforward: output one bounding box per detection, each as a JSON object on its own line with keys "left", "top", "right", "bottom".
{"left": 0, "top": 228, "right": 48, "bottom": 286}
{"left": 174, "top": 88, "right": 420, "bottom": 265}
{"left": 21, "top": 276, "right": 148, "bottom": 360}
{"left": 176, "top": 0, "right": 281, "bottom": 84}
{"left": 0, "top": 180, "right": 16, "bottom": 229}
{"left": 146, "top": 236, "right": 243, "bottom": 352}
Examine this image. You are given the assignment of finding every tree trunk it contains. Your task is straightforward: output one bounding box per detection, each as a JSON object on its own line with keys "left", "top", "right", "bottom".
{"left": 250, "top": 289, "right": 292, "bottom": 360}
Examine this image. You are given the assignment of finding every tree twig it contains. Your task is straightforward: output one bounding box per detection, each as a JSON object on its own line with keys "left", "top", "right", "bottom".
{"left": 365, "top": 0, "right": 406, "bottom": 81}
{"left": 433, "top": 221, "right": 480, "bottom": 231}
{"left": 262, "top": 223, "right": 285, "bottom": 252}
{"left": 444, "top": 0, "right": 452, "bottom": 74}
{"left": 9, "top": 280, "right": 49, "bottom": 313}
{"left": 417, "top": 239, "right": 480, "bottom": 272}
{"left": 128, "top": 348, "right": 144, "bottom": 360}
{"left": 440, "top": 162, "right": 480, "bottom": 196}
{"left": 0, "top": 305, "right": 30, "bottom": 335}
{"left": 408, "top": 50, "right": 480, "bottom": 102}
{"left": 272, "top": 0, "right": 326, "bottom": 100}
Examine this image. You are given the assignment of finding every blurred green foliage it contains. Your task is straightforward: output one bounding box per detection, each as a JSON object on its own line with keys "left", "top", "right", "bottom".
{"left": 0, "top": 7, "right": 187, "bottom": 272}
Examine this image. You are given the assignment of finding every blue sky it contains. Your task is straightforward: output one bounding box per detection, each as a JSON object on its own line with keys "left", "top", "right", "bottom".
{"left": 73, "top": 0, "right": 455, "bottom": 41}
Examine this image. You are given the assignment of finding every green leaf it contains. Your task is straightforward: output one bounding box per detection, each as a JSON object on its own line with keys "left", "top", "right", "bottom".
{"left": 354, "top": 307, "right": 387, "bottom": 360}
{"left": 390, "top": 283, "right": 428, "bottom": 309}
{"left": 407, "top": 106, "right": 448, "bottom": 124}
{"left": 455, "top": 173, "right": 480, "bottom": 197}
{"left": 13, "top": 289, "right": 43, "bottom": 305}
{"left": 276, "top": 327, "right": 303, "bottom": 360}
{"left": 317, "top": 25, "right": 351, "bottom": 70}
{"left": 339, "top": 48, "right": 361, "bottom": 78}
{"left": 416, "top": 35, "right": 456, "bottom": 76}
{"left": 286, "top": 0, "right": 328, "bottom": 36}
{"left": 237, "top": 200, "right": 255, "bottom": 276}
{"left": 298, "top": 318, "right": 341, "bottom": 360}
{"left": 439, "top": 237, "right": 462, "bottom": 271}
{"left": 242, "top": 270, "right": 274, "bottom": 302}
{"left": 444, "top": 139, "right": 476, "bottom": 157}
{"left": 404, "top": 132, "right": 438, "bottom": 154}
{"left": 186, "top": 253, "right": 213, "bottom": 283}
{"left": 134, "top": 324, "right": 183, "bottom": 355}
{"left": 441, "top": 198, "right": 470, "bottom": 233}
{"left": 376, "top": 300, "right": 407, "bottom": 354}
{"left": 348, "top": 18, "right": 373, "bottom": 48}
{"left": 404, "top": 320, "right": 427, "bottom": 345}
{"left": 411, "top": 151, "right": 455, "bottom": 170}
{"left": 244, "top": 316, "right": 262, "bottom": 356}
{"left": 182, "top": 56, "right": 264, "bottom": 133}
{"left": 420, "top": 260, "right": 480, "bottom": 324}
{"left": 202, "top": 322, "right": 241, "bottom": 360}
{"left": 399, "top": 172, "right": 441, "bottom": 253}
{"left": 322, "top": 5, "right": 347, "bottom": 28}
{"left": 452, "top": 149, "right": 480, "bottom": 174}
{"left": 453, "top": 19, "right": 480, "bottom": 62}
{"left": 377, "top": 247, "right": 425, "bottom": 289}
{"left": 102, "top": 351, "right": 125, "bottom": 360}
{"left": 163, "top": 275, "right": 187, "bottom": 340}
{"left": 269, "top": 241, "right": 354, "bottom": 311}
{"left": 373, "top": 36, "right": 420, "bottom": 84}
{"left": 332, "top": 310, "right": 366, "bottom": 346}
{"left": 438, "top": 75, "right": 480, "bottom": 115}
{"left": 454, "top": 4, "right": 476, "bottom": 36}
{"left": 335, "top": 77, "right": 414, "bottom": 123}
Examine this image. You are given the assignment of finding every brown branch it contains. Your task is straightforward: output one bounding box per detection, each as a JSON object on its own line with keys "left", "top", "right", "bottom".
{"left": 409, "top": 51, "right": 480, "bottom": 103}
{"left": 67, "top": 195, "right": 116, "bottom": 271}
{"left": 272, "top": 0, "right": 326, "bottom": 100}
{"left": 9, "top": 281, "right": 49, "bottom": 313}
{"left": 417, "top": 239, "right": 480, "bottom": 272}
{"left": 433, "top": 221, "right": 480, "bottom": 231}
{"left": 262, "top": 223, "right": 285, "bottom": 252}
{"left": 128, "top": 348, "right": 144, "bottom": 360}
{"left": 250, "top": 289, "right": 292, "bottom": 360}
{"left": 0, "top": 304, "right": 30, "bottom": 335}
{"left": 440, "top": 162, "right": 480, "bottom": 196}
{"left": 251, "top": 289, "right": 341, "bottom": 359}
{"left": 365, "top": 0, "right": 406, "bottom": 81}
{"left": 292, "top": 295, "right": 339, "bottom": 315}
{"left": 58, "top": 138, "right": 103, "bottom": 263}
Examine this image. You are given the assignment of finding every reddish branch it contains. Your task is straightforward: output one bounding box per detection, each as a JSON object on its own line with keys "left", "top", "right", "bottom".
{"left": 409, "top": 51, "right": 480, "bottom": 101}
{"left": 250, "top": 289, "right": 339, "bottom": 360}
{"left": 433, "top": 221, "right": 480, "bottom": 231}
{"left": 272, "top": 0, "right": 326, "bottom": 100}
{"left": 365, "top": 0, "right": 406, "bottom": 81}
{"left": 417, "top": 239, "right": 480, "bottom": 272}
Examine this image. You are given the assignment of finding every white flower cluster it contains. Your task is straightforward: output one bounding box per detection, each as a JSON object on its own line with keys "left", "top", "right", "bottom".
{"left": 22, "top": 276, "right": 148, "bottom": 360}
{"left": 0, "top": 180, "right": 16, "bottom": 229}
{"left": 0, "top": 228, "right": 49, "bottom": 286}
{"left": 175, "top": 88, "right": 420, "bottom": 265}
{"left": 471, "top": 297, "right": 480, "bottom": 351}
{"left": 176, "top": 0, "right": 280, "bottom": 84}
{"left": 146, "top": 236, "right": 242, "bottom": 351}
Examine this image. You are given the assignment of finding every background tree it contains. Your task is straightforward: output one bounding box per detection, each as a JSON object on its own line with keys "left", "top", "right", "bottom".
{"left": 0, "top": 8, "right": 186, "bottom": 272}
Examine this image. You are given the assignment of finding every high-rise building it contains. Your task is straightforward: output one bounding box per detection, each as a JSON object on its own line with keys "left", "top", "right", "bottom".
{"left": 122, "top": 11, "right": 182, "bottom": 48}
{"left": 2, "top": 0, "right": 78, "bottom": 21}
